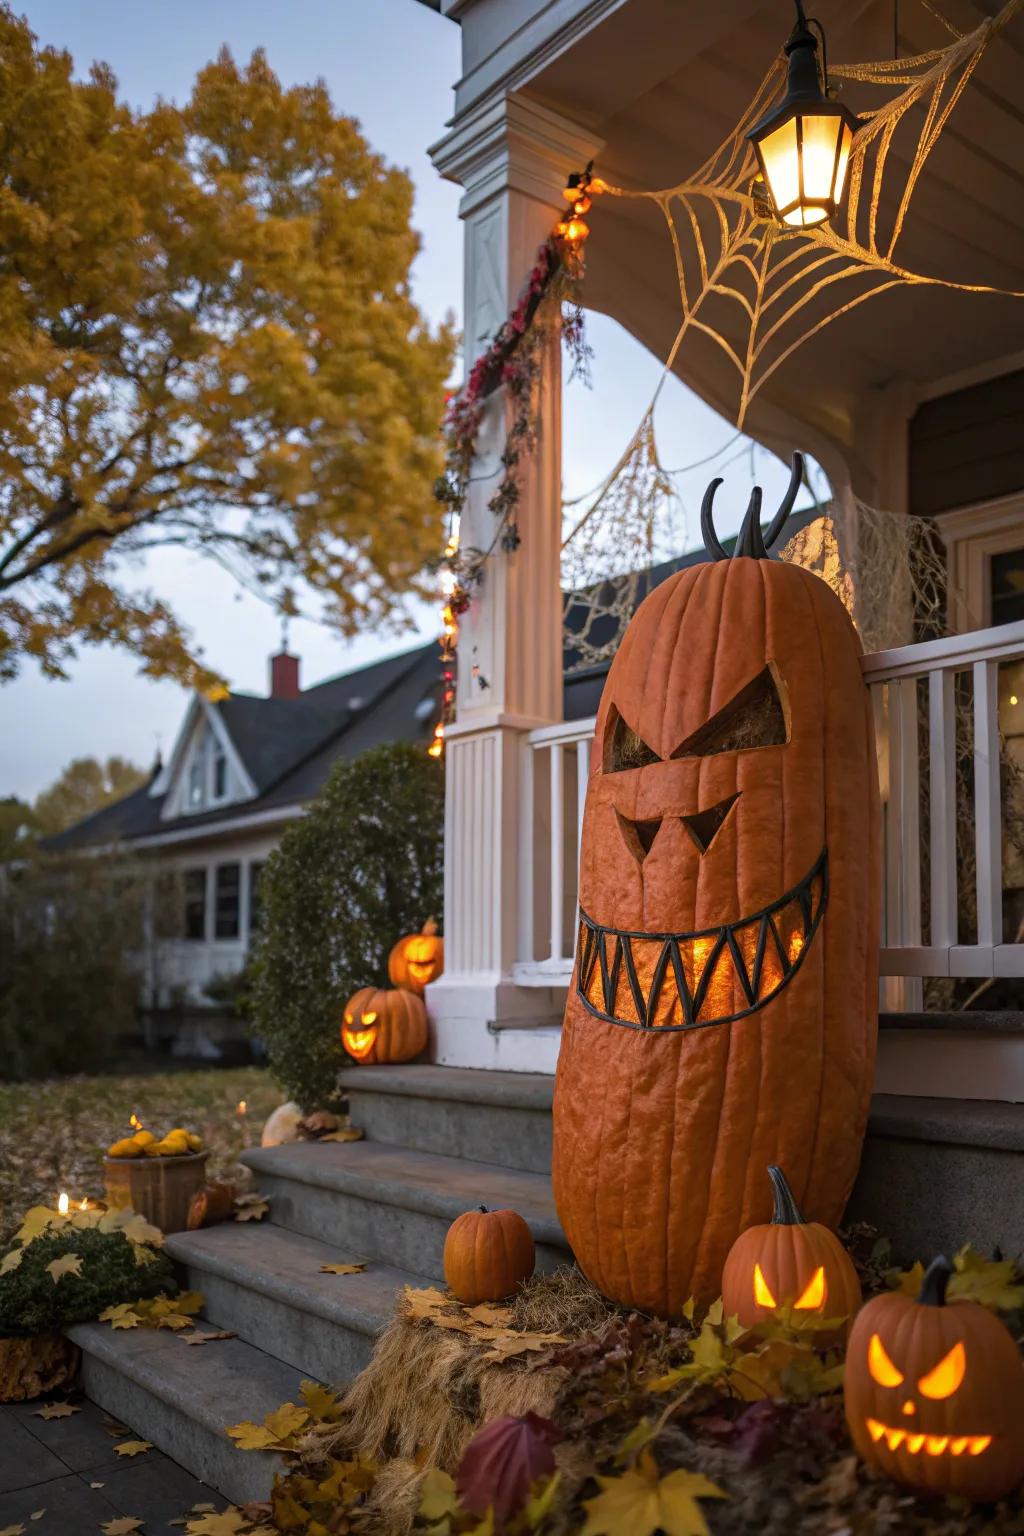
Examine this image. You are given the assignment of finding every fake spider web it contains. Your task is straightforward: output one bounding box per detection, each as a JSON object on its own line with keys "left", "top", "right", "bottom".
{"left": 561, "top": 0, "right": 1024, "bottom": 667}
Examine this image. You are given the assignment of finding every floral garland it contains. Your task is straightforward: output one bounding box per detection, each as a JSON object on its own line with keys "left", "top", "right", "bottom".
{"left": 428, "top": 170, "right": 598, "bottom": 756}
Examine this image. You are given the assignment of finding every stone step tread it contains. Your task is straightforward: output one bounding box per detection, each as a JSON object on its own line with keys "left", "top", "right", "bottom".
{"left": 67, "top": 1320, "right": 309, "bottom": 1439}
{"left": 339, "top": 1063, "right": 555, "bottom": 1109}
{"left": 164, "top": 1223, "right": 431, "bottom": 1338}
{"left": 242, "top": 1140, "right": 564, "bottom": 1243}
{"left": 879, "top": 1010, "right": 1024, "bottom": 1034}
{"left": 869, "top": 1093, "right": 1024, "bottom": 1151}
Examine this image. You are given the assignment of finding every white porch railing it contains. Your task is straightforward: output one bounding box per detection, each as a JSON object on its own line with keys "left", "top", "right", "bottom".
{"left": 514, "top": 619, "right": 1024, "bottom": 990}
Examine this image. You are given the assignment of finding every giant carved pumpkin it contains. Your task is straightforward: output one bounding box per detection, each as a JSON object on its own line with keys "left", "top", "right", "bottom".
{"left": 341, "top": 986, "right": 428, "bottom": 1064}
{"left": 845, "top": 1256, "right": 1024, "bottom": 1501}
{"left": 388, "top": 918, "right": 444, "bottom": 993}
{"left": 721, "top": 1165, "right": 861, "bottom": 1339}
{"left": 553, "top": 456, "right": 880, "bottom": 1316}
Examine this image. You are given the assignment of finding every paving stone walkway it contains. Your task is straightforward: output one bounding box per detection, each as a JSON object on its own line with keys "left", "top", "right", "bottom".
{"left": 0, "top": 1398, "right": 231, "bottom": 1536}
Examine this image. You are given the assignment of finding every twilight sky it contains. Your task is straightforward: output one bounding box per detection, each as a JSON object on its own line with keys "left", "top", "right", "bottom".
{"left": 1, "top": 0, "right": 815, "bottom": 802}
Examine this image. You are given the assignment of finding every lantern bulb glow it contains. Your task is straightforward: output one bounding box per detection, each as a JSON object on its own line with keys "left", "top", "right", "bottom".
{"left": 237, "top": 1100, "right": 247, "bottom": 1115}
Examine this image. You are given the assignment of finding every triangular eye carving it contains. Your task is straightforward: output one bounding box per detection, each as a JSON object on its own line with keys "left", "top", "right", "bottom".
{"left": 616, "top": 810, "right": 663, "bottom": 864}
{"left": 671, "top": 666, "right": 788, "bottom": 760}
{"left": 604, "top": 705, "right": 662, "bottom": 774}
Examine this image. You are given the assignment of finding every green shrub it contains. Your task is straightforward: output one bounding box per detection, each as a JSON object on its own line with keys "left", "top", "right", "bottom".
{"left": 0, "top": 1227, "right": 177, "bottom": 1337}
{"left": 248, "top": 742, "right": 444, "bottom": 1111}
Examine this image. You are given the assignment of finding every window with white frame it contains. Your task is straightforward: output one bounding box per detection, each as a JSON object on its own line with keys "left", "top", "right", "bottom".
{"left": 182, "top": 723, "right": 231, "bottom": 814}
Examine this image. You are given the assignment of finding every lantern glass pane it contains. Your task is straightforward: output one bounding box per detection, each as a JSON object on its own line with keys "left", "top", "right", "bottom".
{"left": 800, "top": 111, "right": 843, "bottom": 203}
{"left": 759, "top": 117, "right": 800, "bottom": 218}
{"left": 833, "top": 119, "right": 854, "bottom": 204}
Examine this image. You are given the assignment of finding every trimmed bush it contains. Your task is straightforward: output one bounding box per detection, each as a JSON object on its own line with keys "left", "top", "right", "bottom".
{"left": 0, "top": 1227, "right": 177, "bottom": 1337}
{"left": 248, "top": 742, "right": 444, "bottom": 1111}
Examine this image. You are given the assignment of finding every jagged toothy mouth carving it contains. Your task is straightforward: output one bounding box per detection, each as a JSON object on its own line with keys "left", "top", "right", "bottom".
{"left": 576, "top": 848, "right": 827, "bottom": 1031}
{"left": 865, "top": 1421, "right": 992, "bottom": 1458}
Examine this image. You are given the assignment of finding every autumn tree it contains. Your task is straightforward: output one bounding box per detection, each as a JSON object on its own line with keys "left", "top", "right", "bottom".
{"left": 34, "top": 755, "right": 146, "bottom": 834}
{"left": 0, "top": 13, "right": 453, "bottom": 684}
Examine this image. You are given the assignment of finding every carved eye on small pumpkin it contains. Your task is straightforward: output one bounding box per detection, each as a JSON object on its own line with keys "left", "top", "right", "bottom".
{"left": 753, "top": 1263, "right": 777, "bottom": 1309}
{"left": 361, "top": 1010, "right": 378, "bottom": 1025}
{"left": 918, "top": 1342, "right": 966, "bottom": 1400}
{"left": 868, "top": 1333, "right": 905, "bottom": 1388}
{"left": 794, "top": 1265, "right": 827, "bottom": 1310}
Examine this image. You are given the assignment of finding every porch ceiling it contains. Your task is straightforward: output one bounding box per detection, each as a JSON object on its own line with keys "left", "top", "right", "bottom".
{"left": 521, "top": 0, "right": 1024, "bottom": 494}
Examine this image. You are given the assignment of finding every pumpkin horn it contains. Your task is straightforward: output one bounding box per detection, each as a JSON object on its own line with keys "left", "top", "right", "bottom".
{"left": 917, "top": 1255, "right": 953, "bottom": 1307}
{"left": 767, "top": 1164, "right": 805, "bottom": 1225}
{"left": 761, "top": 451, "right": 804, "bottom": 552}
{"left": 700, "top": 477, "right": 730, "bottom": 562}
{"left": 735, "top": 486, "right": 766, "bottom": 558}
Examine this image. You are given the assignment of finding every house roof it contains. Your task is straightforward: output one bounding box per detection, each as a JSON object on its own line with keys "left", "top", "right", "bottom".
{"left": 48, "top": 505, "right": 820, "bottom": 853}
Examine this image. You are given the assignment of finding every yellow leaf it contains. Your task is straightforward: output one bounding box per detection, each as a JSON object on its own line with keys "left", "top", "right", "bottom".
{"left": 263, "top": 1403, "right": 309, "bottom": 1441}
{"left": 99, "top": 1209, "right": 164, "bottom": 1248}
{"left": 33, "top": 1402, "right": 78, "bottom": 1420}
{"left": 113, "top": 1440, "right": 152, "bottom": 1458}
{"left": 418, "top": 1466, "right": 458, "bottom": 1520}
{"left": 15, "top": 1208, "right": 59, "bottom": 1246}
{"left": 1, "top": 1248, "right": 24, "bottom": 1275}
{"left": 181, "top": 1330, "right": 236, "bottom": 1346}
{"left": 226, "top": 1421, "right": 280, "bottom": 1452}
{"left": 234, "top": 1195, "right": 269, "bottom": 1223}
{"left": 319, "top": 1264, "right": 366, "bottom": 1275}
{"left": 156, "top": 1313, "right": 193, "bottom": 1330}
{"left": 464, "top": 1302, "right": 513, "bottom": 1327}
{"left": 299, "top": 1381, "right": 343, "bottom": 1422}
{"left": 615, "top": 1419, "right": 656, "bottom": 1465}
{"left": 320, "top": 1128, "right": 364, "bottom": 1142}
{"left": 101, "top": 1520, "right": 145, "bottom": 1535}
{"left": 583, "top": 1452, "right": 727, "bottom": 1536}
{"left": 185, "top": 1512, "right": 253, "bottom": 1536}
{"left": 99, "top": 1304, "right": 141, "bottom": 1330}
{"left": 950, "top": 1245, "right": 1024, "bottom": 1312}
{"left": 525, "top": 1470, "right": 562, "bottom": 1523}
{"left": 889, "top": 1261, "right": 925, "bottom": 1298}
{"left": 0, "top": 1524, "right": 26, "bottom": 1535}
{"left": 46, "top": 1253, "right": 83, "bottom": 1283}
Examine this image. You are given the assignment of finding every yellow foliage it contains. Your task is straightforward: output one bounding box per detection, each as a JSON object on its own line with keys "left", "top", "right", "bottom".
{"left": 582, "top": 1450, "right": 727, "bottom": 1536}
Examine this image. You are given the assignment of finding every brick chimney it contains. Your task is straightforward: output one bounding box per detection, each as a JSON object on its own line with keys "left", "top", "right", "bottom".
{"left": 270, "top": 649, "right": 300, "bottom": 700}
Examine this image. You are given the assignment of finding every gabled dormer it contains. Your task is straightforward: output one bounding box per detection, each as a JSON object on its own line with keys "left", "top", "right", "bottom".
{"left": 154, "top": 696, "right": 258, "bottom": 822}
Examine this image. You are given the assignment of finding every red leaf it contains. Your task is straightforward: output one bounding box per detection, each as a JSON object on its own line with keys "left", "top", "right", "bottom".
{"left": 455, "top": 1412, "right": 562, "bottom": 1530}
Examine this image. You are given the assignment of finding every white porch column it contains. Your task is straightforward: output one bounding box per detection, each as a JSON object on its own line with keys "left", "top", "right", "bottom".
{"left": 427, "top": 96, "right": 601, "bottom": 1069}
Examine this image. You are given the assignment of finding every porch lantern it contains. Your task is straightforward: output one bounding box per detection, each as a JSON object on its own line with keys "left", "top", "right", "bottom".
{"left": 748, "top": 1, "right": 858, "bottom": 229}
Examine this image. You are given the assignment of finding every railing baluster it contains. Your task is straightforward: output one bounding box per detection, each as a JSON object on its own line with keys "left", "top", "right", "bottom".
{"left": 895, "top": 676, "right": 922, "bottom": 952}
{"left": 549, "top": 742, "right": 564, "bottom": 963}
{"left": 928, "top": 668, "right": 957, "bottom": 948}
{"left": 517, "top": 738, "right": 535, "bottom": 966}
{"left": 973, "top": 658, "right": 1002, "bottom": 948}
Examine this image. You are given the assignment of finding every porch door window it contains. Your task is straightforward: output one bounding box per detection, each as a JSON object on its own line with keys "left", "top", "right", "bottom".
{"left": 214, "top": 863, "right": 241, "bottom": 940}
{"left": 184, "top": 868, "right": 207, "bottom": 940}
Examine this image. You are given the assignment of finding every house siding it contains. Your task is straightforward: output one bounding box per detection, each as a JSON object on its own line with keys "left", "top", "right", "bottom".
{"left": 909, "top": 368, "right": 1024, "bottom": 516}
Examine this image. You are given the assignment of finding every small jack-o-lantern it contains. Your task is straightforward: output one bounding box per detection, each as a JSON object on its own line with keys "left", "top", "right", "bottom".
{"left": 388, "top": 918, "right": 444, "bottom": 994}
{"left": 845, "top": 1256, "right": 1024, "bottom": 1501}
{"left": 721, "top": 1165, "right": 861, "bottom": 1339}
{"left": 341, "top": 986, "right": 428, "bottom": 1065}
{"left": 553, "top": 455, "right": 880, "bottom": 1315}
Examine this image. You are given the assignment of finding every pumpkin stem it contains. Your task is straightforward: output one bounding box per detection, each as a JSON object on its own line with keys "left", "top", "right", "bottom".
{"left": 478, "top": 1204, "right": 488, "bottom": 1214}
{"left": 767, "top": 1165, "right": 805, "bottom": 1225}
{"left": 917, "top": 1255, "right": 952, "bottom": 1307}
{"left": 422, "top": 917, "right": 439, "bottom": 936}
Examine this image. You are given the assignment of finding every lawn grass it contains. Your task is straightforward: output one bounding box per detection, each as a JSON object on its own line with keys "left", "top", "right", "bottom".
{"left": 0, "top": 1066, "right": 283, "bottom": 1247}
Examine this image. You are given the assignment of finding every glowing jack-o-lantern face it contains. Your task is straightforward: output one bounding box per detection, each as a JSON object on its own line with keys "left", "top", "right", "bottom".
{"left": 721, "top": 1165, "right": 861, "bottom": 1340}
{"left": 388, "top": 919, "right": 444, "bottom": 995}
{"left": 845, "top": 1257, "right": 1024, "bottom": 1500}
{"left": 553, "top": 455, "right": 881, "bottom": 1316}
{"left": 341, "top": 986, "right": 428, "bottom": 1066}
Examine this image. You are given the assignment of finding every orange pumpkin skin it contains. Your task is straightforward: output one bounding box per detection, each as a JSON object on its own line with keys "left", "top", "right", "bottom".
{"left": 553, "top": 469, "right": 880, "bottom": 1317}
{"left": 388, "top": 918, "right": 444, "bottom": 994}
{"left": 721, "top": 1166, "right": 861, "bottom": 1340}
{"left": 341, "top": 986, "right": 428, "bottom": 1065}
{"left": 845, "top": 1258, "right": 1024, "bottom": 1501}
{"left": 443, "top": 1206, "right": 536, "bottom": 1304}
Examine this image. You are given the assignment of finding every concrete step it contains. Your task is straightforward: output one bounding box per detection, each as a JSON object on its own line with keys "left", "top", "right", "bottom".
{"left": 242, "top": 1139, "right": 570, "bottom": 1280}
{"left": 339, "top": 1064, "right": 554, "bottom": 1173}
{"left": 67, "top": 1321, "right": 306, "bottom": 1506}
{"left": 850, "top": 1093, "right": 1024, "bottom": 1262}
{"left": 875, "top": 1010, "right": 1024, "bottom": 1100}
{"left": 164, "top": 1222, "right": 430, "bottom": 1386}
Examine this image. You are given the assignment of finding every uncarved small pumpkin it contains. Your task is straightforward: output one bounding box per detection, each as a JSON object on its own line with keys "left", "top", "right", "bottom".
{"left": 721, "top": 1165, "right": 862, "bottom": 1339}
{"left": 341, "top": 986, "right": 428, "bottom": 1065}
{"left": 844, "top": 1256, "right": 1024, "bottom": 1501}
{"left": 443, "top": 1206, "right": 536, "bottom": 1304}
{"left": 388, "top": 918, "right": 444, "bottom": 994}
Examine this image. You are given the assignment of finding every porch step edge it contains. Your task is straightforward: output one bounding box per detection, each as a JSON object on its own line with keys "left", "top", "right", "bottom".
{"left": 339, "top": 1063, "right": 555, "bottom": 1110}
{"left": 879, "top": 1011, "right": 1024, "bottom": 1034}
{"left": 867, "top": 1093, "right": 1024, "bottom": 1151}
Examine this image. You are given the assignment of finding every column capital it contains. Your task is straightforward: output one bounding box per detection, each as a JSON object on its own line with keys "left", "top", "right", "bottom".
{"left": 430, "top": 94, "right": 602, "bottom": 218}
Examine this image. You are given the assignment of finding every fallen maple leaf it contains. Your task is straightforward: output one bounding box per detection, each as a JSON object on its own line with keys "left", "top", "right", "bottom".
{"left": 582, "top": 1451, "right": 727, "bottom": 1536}
{"left": 114, "top": 1440, "right": 153, "bottom": 1458}
{"left": 234, "top": 1195, "right": 269, "bottom": 1223}
{"left": 28, "top": 1512, "right": 44, "bottom": 1522}
{"left": 181, "top": 1331, "right": 236, "bottom": 1346}
{"left": 457, "top": 1412, "right": 562, "bottom": 1528}
{"left": 418, "top": 1467, "right": 458, "bottom": 1521}
{"left": 950, "top": 1245, "right": 1024, "bottom": 1311}
{"left": 319, "top": 1127, "right": 365, "bottom": 1143}
{"left": 465, "top": 1302, "right": 514, "bottom": 1326}
{"left": 90, "top": 1483, "right": 105, "bottom": 1490}
{"left": 0, "top": 1248, "right": 24, "bottom": 1275}
{"left": 226, "top": 1422, "right": 279, "bottom": 1452}
{"left": 33, "top": 1402, "right": 79, "bottom": 1420}
{"left": 263, "top": 1403, "right": 308, "bottom": 1440}
{"left": 299, "top": 1381, "right": 344, "bottom": 1423}
{"left": 0, "top": 1525, "right": 25, "bottom": 1536}
{"left": 319, "top": 1263, "right": 366, "bottom": 1275}
{"left": 100, "top": 1520, "right": 144, "bottom": 1535}
{"left": 99, "top": 1304, "right": 140, "bottom": 1330}
{"left": 479, "top": 1328, "right": 568, "bottom": 1362}
{"left": 185, "top": 1514, "right": 251, "bottom": 1536}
